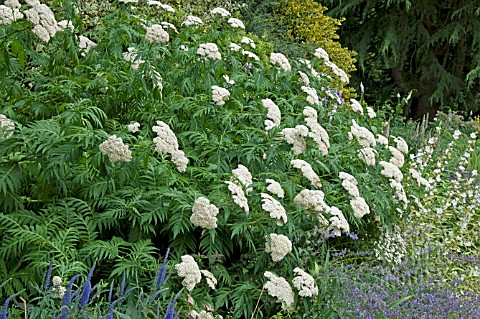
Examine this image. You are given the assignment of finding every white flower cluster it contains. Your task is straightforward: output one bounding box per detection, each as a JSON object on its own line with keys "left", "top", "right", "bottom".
{"left": 24, "top": 1, "right": 59, "bottom": 42}
{"left": 292, "top": 267, "right": 318, "bottom": 298}
{"left": 303, "top": 107, "right": 330, "bottom": 155}
{"left": 191, "top": 197, "right": 219, "bottom": 229}
{"left": 261, "top": 193, "right": 287, "bottom": 226}
{"left": 225, "top": 164, "right": 252, "bottom": 214}
{"left": 99, "top": 135, "right": 132, "bottom": 163}
{"left": 314, "top": 47, "right": 329, "bottom": 61}
{"left": 293, "top": 189, "right": 330, "bottom": 225}
{"left": 299, "top": 59, "right": 320, "bottom": 78}
{"left": 0, "top": 114, "right": 15, "bottom": 139}
{"left": 57, "top": 19, "right": 73, "bottom": 30}
{"left": 393, "top": 136, "right": 409, "bottom": 154}
{"left": 210, "top": 7, "right": 231, "bottom": 17}
{"left": 152, "top": 121, "right": 188, "bottom": 172}
{"left": 388, "top": 146, "right": 405, "bottom": 168}
{"left": 229, "top": 42, "right": 241, "bottom": 52}
{"left": 376, "top": 134, "right": 389, "bottom": 146}
{"left": 357, "top": 147, "right": 377, "bottom": 166}
{"left": 223, "top": 74, "right": 234, "bottom": 85}
{"left": 379, "top": 161, "right": 403, "bottom": 182}
{"left": 325, "top": 60, "right": 349, "bottom": 83}
{"left": 262, "top": 98, "right": 281, "bottom": 131}
{"left": 339, "top": 172, "right": 359, "bottom": 197}
{"left": 190, "top": 310, "right": 214, "bottom": 319}
{"left": 227, "top": 17, "right": 244, "bottom": 29}
{"left": 266, "top": 179, "right": 284, "bottom": 198}
{"left": 374, "top": 226, "right": 406, "bottom": 264}
{"left": 301, "top": 86, "right": 320, "bottom": 105}
{"left": 264, "top": 271, "right": 295, "bottom": 309}
{"left": 328, "top": 206, "right": 350, "bottom": 236}
{"left": 349, "top": 99, "right": 364, "bottom": 115}
{"left": 51, "top": 276, "right": 66, "bottom": 299}
{"left": 295, "top": 189, "right": 350, "bottom": 236}
{"left": 79, "top": 35, "right": 96, "bottom": 55}
{"left": 200, "top": 270, "right": 217, "bottom": 290}
{"left": 270, "top": 53, "right": 291, "bottom": 72}
{"left": 265, "top": 233, "right": 292, "bottom": 262}
{"left": 241, "top": 36, "right": 255, "bottom": 49}
{"left": 281, "top": 125, "right": 309, "bottom": 155}
{"left": 339, "top": 172, "right": 370, "bottom": 218}
{"left": 242, "top": 50, "right": 259, "bottom": 61}
{"left": 0, "top": 0, "right": 23, "bottom": 25}
{"left": 147, "top": 1, "right": 175, "bottom": 13}
{"left": 197, "top": 43, "right": 222, "bottom": 61}
{"left": 298, "top": 71, "right": 310, "bottom": 86}
{"left": 348, "top": 119, "right": 376, "bottom": 148}
{"left": 145, "top": 24, "right": 169, "bottom": 43}
{"left": 367, "top": 106, "right": 377, "bottom": 119}
{"left": 160, "top": 21, "right": 178, "bottom": 33}
{"left": 291, "top": 159, "right": 322, "bottom": 188}
{"left": 182, "top": 15, "right": 203, "bottom": 26}
{"left": 379, "top": 161, "right": 407, "bottom": 206}
{"left": 175, "top": 255, "right": 202, "bottom": 291}
{"left": 127, "top": 122, "right": 140, "bottom": 133}
{"left": 123, "top": 47, "right": 145, "bottom": 70}
{"left": 211, "top": 85, "right": 230, "bottom": 106}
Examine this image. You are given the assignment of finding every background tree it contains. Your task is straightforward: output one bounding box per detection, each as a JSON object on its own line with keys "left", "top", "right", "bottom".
{"left": 319, "top": 0, "right": 480, "bottom": 119}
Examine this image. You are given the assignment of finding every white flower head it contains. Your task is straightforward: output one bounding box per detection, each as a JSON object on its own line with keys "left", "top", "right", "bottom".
{"left": 264, "top": 271, "right": 294, "bottom": 309}
{"left": 270, "top": 52, "right": 291, "bottom": 72}
{"left": 57, "top": 20, "right": 74, "bottom": 30}
{"left": 211, "top": 85, "right": 230, "bottom": 106}
{"left": 99, "top": 135, "right": 132, "bottom": 163}
{"left": 229, "top": 42, "right": 242, "bottom": 52}
{"left": 262, "top": 98, "right": 281, "bottom": 131}
{"left": 261, "top": 193, "right": 287, "bottom": 226}
{"left": 200, "top": 270, "right": 217, "bottom": 290}
{"left": 182, "top": 15, "right": 203, "bottom": 27}
{"left": 225, "top": 181, "right": 249, "bottom": 213}
{"left": 211, "top": 7, "right": 231, "bottom": 17}
{"left": 52, "top": 276, "right": 62, "bottom": 286}
{"left": 265, "top": 233, "right": 292, "bottom": 262}
{"left": 379, "top": 161, "right": 403, "bottom": 182}
{"left": 175, "top": 255, "right": 201, "bottom": 291}
{"left": 266, "top": 179, "right": 285, "bottom": 198}
{"left": 281, "top": 125, "right": 309, "bottom": 154}
{"left": 145, "top": 24, "right": 169, "bottom": 43}
{"left": 127, "top": 122, "right": 140, "bottom": 133}
{"left": 339, "top": 172, "right": 359, "bottom": 198}
{"left": 298, "top": 71, "right": 310, "bottom": 86}
{"left": 223, "top": 74, "right": 235, "bottom": 85}
{"left": 301, "top": 86, "right": 320, "bottom": 105}
{"left": 350, "top": 196, "right": 370, "bottom": 218}
{"left": 349, "top": 119, "right": 376, "bottom": 148}
{"left": 376, "top": 134, "right": 389, "bottom": 146}
{"left": 393, "top": 136, "right": 408, "bottom": 154}
{"left": 388, "top": 146, "right": 405, "bottom": 168}
{"left": 228, "top": 17, "right": 245, "bottom": 29}
{"left": 303, "top": 107, "right": 330, "bottom": 155}
{"left": 349, "top": 99, "right": 364, "bottom": 115}
{"left": 367, "top": 107, "right": 377, "bottom": 119}
{"left": 328, "top": 206, "right": 350, "bottom": 236}
{"left": 292, "top": 268, "right": 318, "bottom": 297}
{"left": 79, "top": 35, "right": 96, "bottom": 54}
{"left": 241, "top": 36, "right": 255, "bottom": 49}
{"left": 123, "top": 47, "right": 145, "bottom": 70}
{"left": 291, "top": 159, "right": 322, "bottom": 188}
{"left": 294, "top": 189, "right": 330, "bottom": 224}
{"left": 152, "top": 121, "right": 188, "bottom": 172}
{"left": 197, "top": 43, "right": 222, "bottom": 61}
{"left": 191, "top": 197, "right": 219, "bottom": 229}
{"left": 358, "top": 147, "right": 377, "bottom": 166}
{"left": 314, "top": 47, "right": 329, "bottom": 61}
{"left": 242, "top": 49, "right": 260, "bottom": 61}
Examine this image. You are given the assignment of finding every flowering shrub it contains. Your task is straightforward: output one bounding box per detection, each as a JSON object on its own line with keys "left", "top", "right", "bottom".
{"left": 0, "top": 1, "right": 424, "bottom": 317}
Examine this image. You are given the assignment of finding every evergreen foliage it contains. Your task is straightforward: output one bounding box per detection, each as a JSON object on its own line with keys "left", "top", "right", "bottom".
{"left": 319, "top": 0, "right": 480, "bottom": 118}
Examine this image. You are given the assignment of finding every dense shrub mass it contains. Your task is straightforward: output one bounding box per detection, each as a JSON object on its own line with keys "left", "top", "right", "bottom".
{"left": 0, "top": 1, "right": 478, "bottom": 318}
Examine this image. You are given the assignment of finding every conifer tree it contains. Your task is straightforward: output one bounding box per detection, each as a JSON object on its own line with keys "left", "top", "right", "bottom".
{"left": 320, "top": 0, "right": 480, "bottom": 119}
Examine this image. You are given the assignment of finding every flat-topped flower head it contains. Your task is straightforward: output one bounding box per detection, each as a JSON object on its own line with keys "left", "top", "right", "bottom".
{"left": 293, "top": 268, "right": 318, "bottom": 298}
{"left": 265, "top": 233, "right": 292, "bottom": 262}
{"left": 197, "top": 43, "right": 222, "bottom": 60}
{"left": 182, "top": 15, "right": 203, "bottom": 27}
{"left": 211, "top": 85, "right": 230, "bottom": 106}
{"left": 145, "top": 24, "right": 169, "bottom": 43}
{"left": 291, "top": 159, "right": 322, "bottom": 188}
{"left": 266, "top": 179, "right": 285, "bottom": 198}
{"left": 99, "top": 135, "right": 132, "bottom": 164}
{"left": 228, "top": 17, "right": 245, "bottom": 29}
{"left": 261, "top": 193, "right": 287, "bottom": 226}
{"left": 0, "top": 114, "right": 15, "bottom": 139}
{"left": 264, "top": 272, "right": 294, "bottom": 309}
{"left": 175, "top": 255, "right": 201, "bottom": 291}
{"left": 191, "top": 197, "right": 219, "bottom": 229}
{"left": 211, "top": 7, "right": 231, "bottom": 17}
{"left": 262, "top": 99, "right": 281, "bottom": 131}
{"left": 241, "top": 36, "right": 256, "bottom": 49}
{"left": 270, "top": 53, "right": 291, "bottom": 72}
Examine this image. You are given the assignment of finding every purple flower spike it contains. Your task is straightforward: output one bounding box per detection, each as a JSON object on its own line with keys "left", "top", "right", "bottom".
{"left": 1, "top": 292, "right": 20, "bottom": 319}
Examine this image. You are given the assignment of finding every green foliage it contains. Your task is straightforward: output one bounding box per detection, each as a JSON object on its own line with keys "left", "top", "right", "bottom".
{"left": 320, "top": 0, "right": 480, "bottom": 119}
